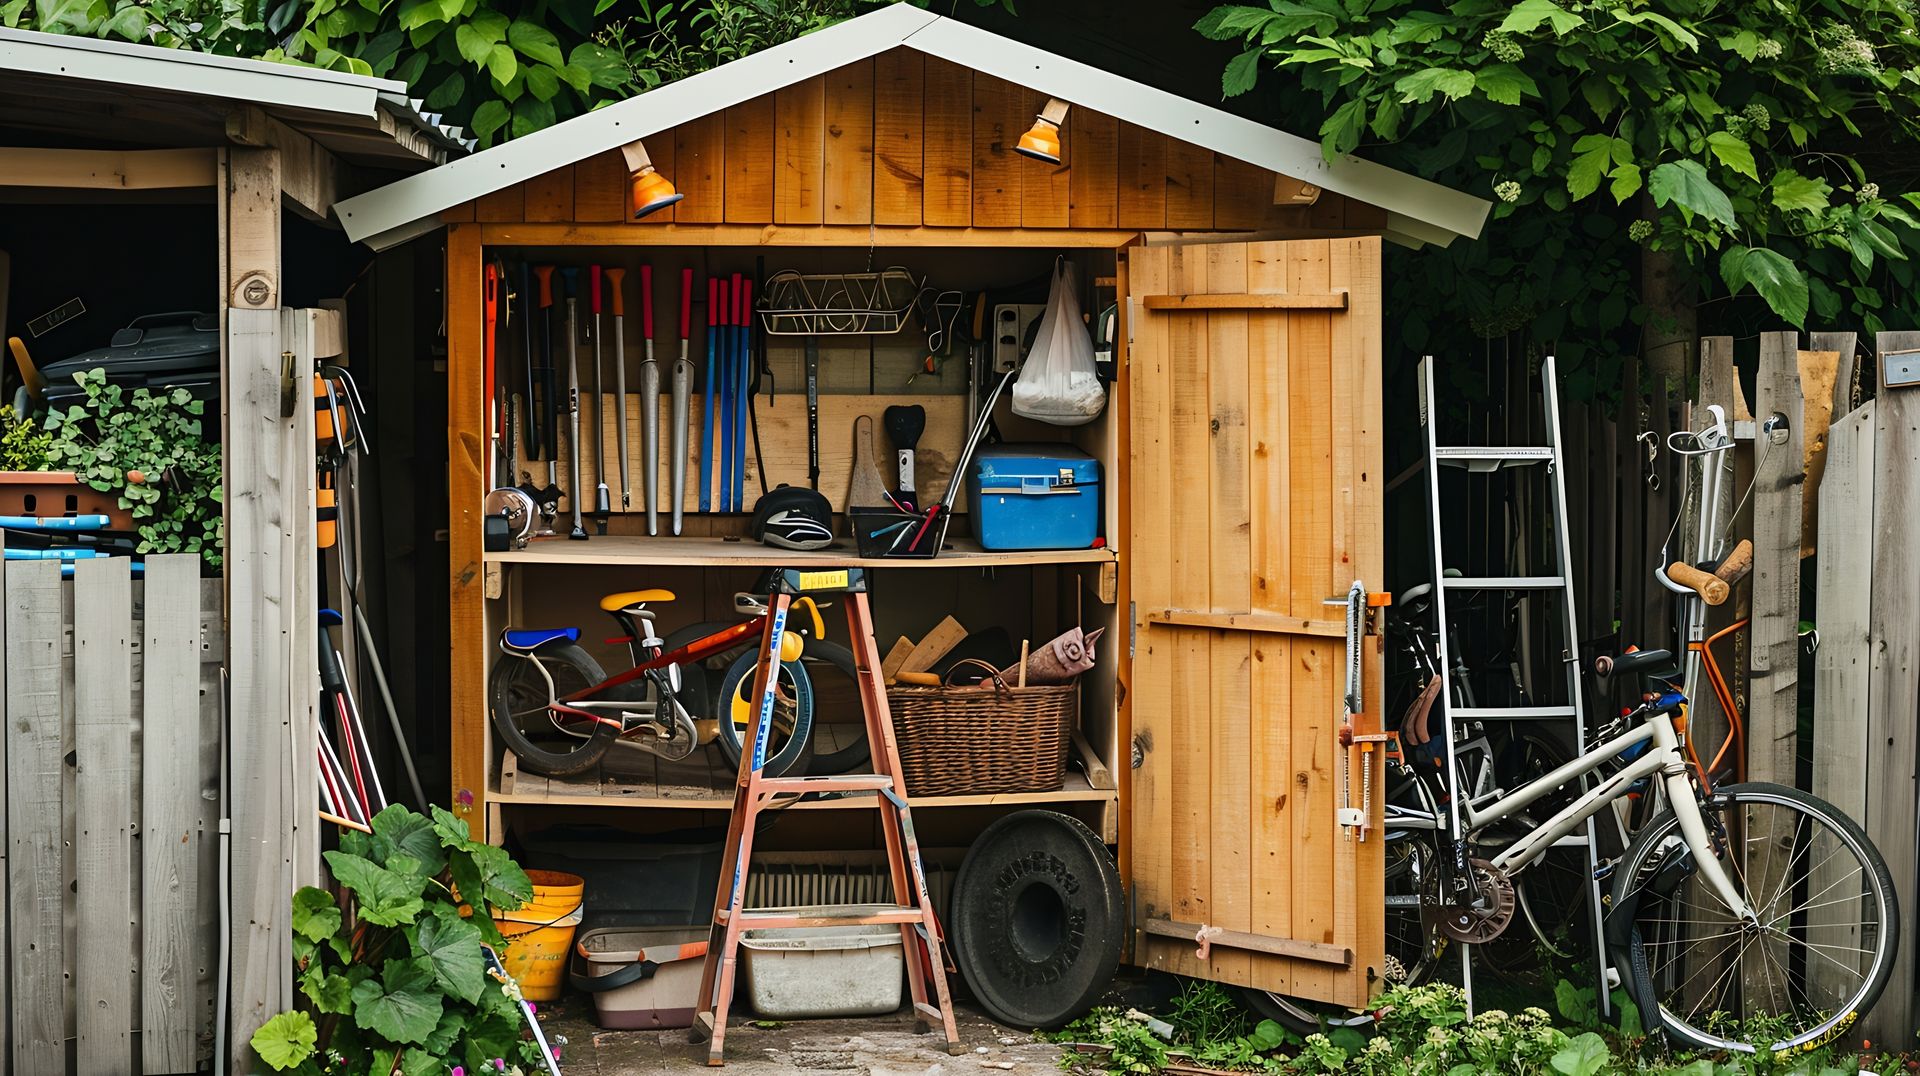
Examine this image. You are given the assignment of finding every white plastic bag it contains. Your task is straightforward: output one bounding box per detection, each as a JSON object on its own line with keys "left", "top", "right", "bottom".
{"left": 1012, "top": 260, "right": 1105, "bottom": 425}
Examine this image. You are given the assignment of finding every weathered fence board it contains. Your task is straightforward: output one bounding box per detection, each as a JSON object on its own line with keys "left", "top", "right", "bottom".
{"left": 142, "top": 555, "right": 206, "bottom": 1073}
{"left": 9, "top": 561, "right": 66, "bottom": 1073}
{"left": 75, "top": 559, "right": 135, "bottom": 1072}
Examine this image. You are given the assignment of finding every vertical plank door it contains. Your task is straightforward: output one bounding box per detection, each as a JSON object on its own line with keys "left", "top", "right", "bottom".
{"left": 1126, "top": 238, "right": 1385, "bottom": 1009}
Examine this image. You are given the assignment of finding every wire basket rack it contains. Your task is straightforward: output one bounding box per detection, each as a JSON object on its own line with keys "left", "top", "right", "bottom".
{"left": 756, "top": 268, "right": 921, "bottom": 335}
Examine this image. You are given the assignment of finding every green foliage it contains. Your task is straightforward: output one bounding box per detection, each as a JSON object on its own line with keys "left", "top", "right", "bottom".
{"left": 1198, "top": 0, "right": 1920, "bottom": 383}
{"left": 2, "top": 0, "right": 292, "bottom": 54}
{"left": 252, "top": 804, "right": 545, "bottom": 1075}
{"left": 0, "top": 406, "right": 53, "bottom": 473}
{"left": 43, "top": 369, "right": 222, "bottom": 569}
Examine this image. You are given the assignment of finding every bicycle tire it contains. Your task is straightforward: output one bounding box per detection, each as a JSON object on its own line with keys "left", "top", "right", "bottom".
{"left": 714, "top": 651, "right": 815, "bottom": 779}
{"left": 1614, "top": 782, "right": 1897, "bottom": 1054}
{"left": 663, "top": 622, "right": 866, "bottom": 775}
{"left": 1479, "top": 724, "right": 1594, "bottom": 977}
{"left": 796, "top": 640, "right": 868, "bottom": 774}
{"left": 487, "top": 642, "right": 622, "bottom": 777}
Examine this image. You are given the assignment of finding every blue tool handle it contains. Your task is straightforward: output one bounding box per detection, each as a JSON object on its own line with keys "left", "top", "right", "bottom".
{"left": 0, "top": 514, "right": 111, "bottom": 530}
{"left": 7, "top": 547, "right": 109, "bottom": 561}
{"left": 63, "top": 562, "right": 143, "bottom": 578}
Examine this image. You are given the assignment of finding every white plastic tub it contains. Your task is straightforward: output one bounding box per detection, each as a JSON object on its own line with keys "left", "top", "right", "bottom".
{"left": 739, "top": 905, "right": 906, "bottom": 1018}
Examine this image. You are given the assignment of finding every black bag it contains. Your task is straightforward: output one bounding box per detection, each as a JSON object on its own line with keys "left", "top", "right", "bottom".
{"left": 41, "top": 312, "right": 219, "bottom": 406}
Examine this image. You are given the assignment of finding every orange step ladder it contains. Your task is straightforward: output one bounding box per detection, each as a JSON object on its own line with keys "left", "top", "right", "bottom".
{"left": 690, "top": 567, "right": 963, "bottom": 1065}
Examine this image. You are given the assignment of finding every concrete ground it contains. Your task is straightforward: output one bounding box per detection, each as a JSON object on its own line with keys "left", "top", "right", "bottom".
{"left": 538, "top": 997, "right": 1067, "bottom": 1075}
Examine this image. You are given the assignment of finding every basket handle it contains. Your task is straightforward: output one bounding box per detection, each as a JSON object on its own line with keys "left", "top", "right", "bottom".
{"left": 943, "top": 658, "right": 1009, "bottom": 691}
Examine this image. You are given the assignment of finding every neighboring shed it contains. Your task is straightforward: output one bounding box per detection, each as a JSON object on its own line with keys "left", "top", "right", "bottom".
{"left": 341, "top": 1, "right": 1486, "bottom": 1020}
{"left": 0, "top": 30, "right": 454, "bottom": 1073}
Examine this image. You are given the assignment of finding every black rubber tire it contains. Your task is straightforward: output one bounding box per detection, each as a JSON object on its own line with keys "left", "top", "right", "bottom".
{"left": 487, "top": 642, "right": 622, "bottom": 777}
{"left": 950, "top": 810, "right": 1124, "bottom": 1029}
{"left": 664, "top": 622, "right": 866, "bottom": 775}
{"left": 714, "top": 651, "right": 815, "bottom": 780}
{"left": 795, "top": 639, "right": 869, "bottom": 775}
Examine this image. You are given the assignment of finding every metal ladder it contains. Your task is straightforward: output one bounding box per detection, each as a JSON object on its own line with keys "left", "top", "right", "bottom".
{"left": 691, "top": 567, "right": 962, "bottom": 1066}
{"left": 1415, "top": 354, "right": 1610, "bottom": 1013}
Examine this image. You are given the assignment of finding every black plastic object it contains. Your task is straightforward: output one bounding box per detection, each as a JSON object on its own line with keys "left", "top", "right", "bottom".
{"left": 516, "top": 825, "right": 723, "bottom": 931}
{"left": 748, "top": 484, "right": 834, "bottom": 550}
{"left": 950, "top": 810, "right": 1123, "bottom": 1028}
{"left": 43, "top": 312, "right": 220, "bottom": 405}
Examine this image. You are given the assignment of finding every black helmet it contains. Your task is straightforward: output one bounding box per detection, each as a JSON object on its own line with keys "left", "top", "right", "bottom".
{"left": 749, "top": 485, "right": 834, "bottom": 551}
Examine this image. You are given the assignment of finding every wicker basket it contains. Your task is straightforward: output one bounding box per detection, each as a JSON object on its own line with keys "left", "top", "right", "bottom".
{"left": 886, "top": 661, "right": 1075, "bottom": 796}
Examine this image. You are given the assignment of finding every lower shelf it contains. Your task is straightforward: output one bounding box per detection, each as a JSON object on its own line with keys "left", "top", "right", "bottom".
{"left": 491, "top": 735, "right": 1116, "bottom": 811}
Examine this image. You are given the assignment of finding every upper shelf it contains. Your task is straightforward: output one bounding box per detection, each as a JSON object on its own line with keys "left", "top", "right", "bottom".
{"left": 489, "top": 532, "right": 1116, "bottom": 569}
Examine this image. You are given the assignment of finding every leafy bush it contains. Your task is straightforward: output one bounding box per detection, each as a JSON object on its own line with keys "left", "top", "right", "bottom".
{"left": 43, "top": 369, "right": 222, "bottom": 568}
{"left": 0, "top": 405, "right": 52, "bottom": 472}
{"left": 249, "top": 804, "right": 548, "bottom": 1075}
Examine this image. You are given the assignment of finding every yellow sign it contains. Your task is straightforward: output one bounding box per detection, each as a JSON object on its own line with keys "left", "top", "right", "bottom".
{"left": 796, "top": 570, "right": 850, "bottom": 592}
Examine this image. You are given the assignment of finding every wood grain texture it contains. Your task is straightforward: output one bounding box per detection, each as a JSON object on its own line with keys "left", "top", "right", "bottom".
{"left": 921, "top": 57, "right": 972, "bottom": 227}
{"left": 448, "top": 226, "right": 489, "bottom": 830}
{"left": 970, "top": 73, "right": 1023, "bottom": 229}
{"left": 74, "top": 558, "right": 133, "bottom": 1074}
{"left": 1801, "top": 333, "right": 1854, "bottom": 556}
{"left": 774, "top": 76, "right": 826, "bottom": 224}
{"left": 573, "top": 151, "right": 627, "bottom": 222}
{"left": 1213, "top": 155, "right": 1273, "bottom": 231}
{"left": 1116, "top": 122, "right": 1167, "bottom": 230}
{"left": 474, "top": 183, "right": 526, "bottom": 223}
{"left": 725, "top": 97, "right": 776, "bottom": 223}
{"left": 1166, "top": 140, "right": 1214, "bottom": 230}
{"left": 141, "top": 556, "right": 203, "bottom": 1073}
{"left": 822, "top": 61, "right": 874, "bottom": 226}
{"left": 1021, "top": 101, "right": 1069, "bottom": 228}
{"left": 674, "top": 115, "right": 727, "bottom": 224}
{"left": 872, "top": 49, "right": 923, "bottom": 226}
{"left": 523, "top": 164, "right": 576, "bottom": 222}
{"left": 1067, "top": 110, "right": 1117, "bottom": 230}
{"left": 7, "top": 561, "right": 62, "bottom": 1075}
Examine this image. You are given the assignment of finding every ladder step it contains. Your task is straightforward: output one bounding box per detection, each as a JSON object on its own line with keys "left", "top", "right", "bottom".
{"left": 1450, "top": 706, "right": 1578, "bottom": 720}
{"left": 757, "top": 774, "right": 894, "bottom": 795}
{"left": 1441, "top": 576, "right": 1565, "bottom": 590}
{"left": 1434, "top": 446, "right": 1554, "bottom": 466}
{"left": 719, "top": 904, "right": 924, "bottom": 928}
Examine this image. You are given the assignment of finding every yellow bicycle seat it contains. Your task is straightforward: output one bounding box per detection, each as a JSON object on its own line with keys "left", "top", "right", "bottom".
{"left": 599, "top": 588, "right": 676, "bottom": 611}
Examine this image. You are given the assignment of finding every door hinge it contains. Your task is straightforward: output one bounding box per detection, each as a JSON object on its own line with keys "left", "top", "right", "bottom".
{"left": 1128, "top": 602, "right": 1137, "bottom": 659}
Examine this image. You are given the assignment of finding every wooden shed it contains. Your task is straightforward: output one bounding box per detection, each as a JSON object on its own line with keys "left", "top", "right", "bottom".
{"left": 339, "top": 2, "right": 1488, "bottom": 1012}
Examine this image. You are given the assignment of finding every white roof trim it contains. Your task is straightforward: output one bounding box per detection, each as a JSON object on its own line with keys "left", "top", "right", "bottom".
{"left": 336, "top": 2, "right": 1489, "bottom": 247}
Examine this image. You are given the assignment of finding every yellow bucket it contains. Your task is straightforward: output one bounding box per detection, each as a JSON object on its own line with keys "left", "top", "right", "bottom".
{"left": 492, "top": 870, "right": 585, "bottom": 1002}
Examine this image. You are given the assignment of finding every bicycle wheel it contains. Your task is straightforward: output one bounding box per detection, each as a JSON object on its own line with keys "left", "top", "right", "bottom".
{"left": 664, "top": 623, "right": 867, "bottom": 775}
{"left": 1241, "top": 823, "right": 1440, "bottom": 1032}
{"left": 1615, "top": 782, "right": 1897, "bottom": 1053}
{"left": 487, "top": 643, "right": 624, "bottom": 777}
{"left": 714, "top": 651, "right": 815, "bottom": 779}
{"left": 1480, "top": 725, "right": 1593, "bottom": 977}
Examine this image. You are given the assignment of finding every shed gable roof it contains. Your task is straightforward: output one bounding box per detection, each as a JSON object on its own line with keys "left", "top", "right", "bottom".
{"left": 336, "top": 3, "right": 1489, "bottom": 249}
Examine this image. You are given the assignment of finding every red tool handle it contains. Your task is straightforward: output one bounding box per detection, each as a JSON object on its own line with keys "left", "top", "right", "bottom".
{"left": 716, "top": 276, "right": 730, "bottom": 328}
{"left": 607, "top": 267, "right": 626, "bottom": 317}
{"left": 590, "top": 264, "right": 603, "bottom": 314}
{"left": 483, "top": 264, "right": 499, "bottom": 431}
{"left": 730, "top": 272, "right": 744, "bottom": 327}
{"left": 639, "top": 265, "right": 652, "bottom": 336}
{"left": 708, "top": 277, "right": 718, "bottom": 327}
{"left": 679, "top": 268, "right": 693, "bottom": 338}
{"left": 740, "top": 277, "right": 753, "bottom": 330}
{"left": 534, "top": 265, "right": 554, "bottom": 308}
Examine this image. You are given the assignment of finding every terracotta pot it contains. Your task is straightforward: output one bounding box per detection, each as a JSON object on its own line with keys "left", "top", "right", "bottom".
{"left": 0, "top": 471, "right": 138, "bottom": 530}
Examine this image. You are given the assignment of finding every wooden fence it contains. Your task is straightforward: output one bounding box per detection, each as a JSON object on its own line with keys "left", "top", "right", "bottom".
{"left": 3, "top": 555, "right": 223, "bottom": 1074}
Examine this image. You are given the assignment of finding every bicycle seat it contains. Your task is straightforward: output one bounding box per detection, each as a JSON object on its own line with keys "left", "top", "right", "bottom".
{"left": 1595, "top": 647, "right": 1675, "bottom": 679}
{"left": 599, "top": 588, "right": 676, "bottom": 612}
{"left": 501, "top": 627, "right": 579, "bottom": 651}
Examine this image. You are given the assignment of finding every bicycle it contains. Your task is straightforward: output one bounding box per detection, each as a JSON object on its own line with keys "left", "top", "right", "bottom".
{"left": 487, "top": 584, "right": 839, "bottom": 778}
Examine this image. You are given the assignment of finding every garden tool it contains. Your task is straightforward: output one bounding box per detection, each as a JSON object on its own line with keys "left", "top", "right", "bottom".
{"left": 805, "top": 335, "right": 820, "bottom": 491}
{"left": 718, "top": 275, "right": 736, "bottom": 510}
{"left": 483, "top": 262, "right": 536, "bottom": 550}
{"left": 637, "top": 264, "right": 660, "bottom": 533}
{"left": 532, "top": 265, "right": 563, "bottom": 532}
{"left": 700, "top": 276, "right": 717, "bottom": 513}
{"left": 610, "top": 266, "right": 633, "bottom": 516}
{"left": 672, "top": 267, "right": 693, "bottom": 534}
{"left": 560, "top": 267, "right": 588, "bottom": 540}
{"left": 733, "top": 276, "right": 752, "bottom": 510}
{"left": 883, "top": 404, "right": 925, "bottom": 511}
{"left": 588, "top": 264, "right": 611, "bottom": 534}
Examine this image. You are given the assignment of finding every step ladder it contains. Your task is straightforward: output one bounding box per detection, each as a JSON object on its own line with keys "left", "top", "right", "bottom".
{"left": 691, "top": 567, "right": 962, "bottom": 1066}
{"left": 1415, "top": 355, "right": 1610, "bottom": 1014}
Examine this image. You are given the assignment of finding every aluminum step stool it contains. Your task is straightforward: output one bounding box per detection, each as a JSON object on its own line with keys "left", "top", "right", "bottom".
{"left": 690, "top": 567, "right": 962, "bottom": 1065}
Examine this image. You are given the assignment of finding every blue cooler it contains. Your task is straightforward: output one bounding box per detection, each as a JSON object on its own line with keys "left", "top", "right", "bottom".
{"left": 968, "top": 445, "right": 1101, "bottom": 551}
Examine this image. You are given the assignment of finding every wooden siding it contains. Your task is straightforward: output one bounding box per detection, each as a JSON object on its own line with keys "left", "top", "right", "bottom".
{"left": 1126, "top": 238, "right": 1384, "bottom": 1007}
{"left": 446, "top": 51, "right": 1386, "bottom": 234}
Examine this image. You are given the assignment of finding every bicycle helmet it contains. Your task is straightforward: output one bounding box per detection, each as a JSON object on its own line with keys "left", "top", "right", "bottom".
{"left": 749, "top": 485, "right": 834, "bottom": 551}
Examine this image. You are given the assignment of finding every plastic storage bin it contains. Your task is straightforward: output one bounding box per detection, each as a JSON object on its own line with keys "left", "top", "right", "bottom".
{"left": 740, "top": 906, "right": 905, "bottom": 1018}
{"left": 517, "top": 825, "right": 722, "bottom": 930}
{"left": 573, "top": 925, "right": 709, "bottom": 1030}
{"left": 967, "top": 444, "right": 1101, "bottom": 551}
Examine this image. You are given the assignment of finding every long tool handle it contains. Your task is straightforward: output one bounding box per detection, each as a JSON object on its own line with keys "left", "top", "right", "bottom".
{"left": 805, "top": 336, "right": 820, "bottom": 491}
{"left": 717, "top": 276, "right": 735, "bottom": 512}
{"left": 734, "top": 278, "right": 752, "bottom": 510}
{"left": 483, "top": 263, "right": 500, "bottom": 488}
{"left": 589, "top": 265, "right": 611, "bottom": 532}
{"left": 520, "top": 263, "right": 538, "bottom": 472}
{"left": 638, "top": 264, "right": 659, "bottom": 535}
{"left": 700, "top": 277, "right": 717, "bottom": 514}
{"left": 535, "top": 266, "right": 559, "bottom": 468}
{"left": 0, "top": 514, "right": 110, "bottom": 530}
{"left": 610, "top": 266, "right": 631, "bottom": 513}
{"left": 560, "top": 269, "right": 587, "bottom": 540}
{"left": 673, "top": 268, "right": 693, "bottom": 535}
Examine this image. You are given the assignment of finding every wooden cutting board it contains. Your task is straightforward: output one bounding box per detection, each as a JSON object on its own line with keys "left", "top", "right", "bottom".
{"left": 847, "top": 413, "right": 890, "bottom": 508}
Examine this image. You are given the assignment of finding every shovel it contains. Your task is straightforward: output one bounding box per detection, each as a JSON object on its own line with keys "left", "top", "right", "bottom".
{"left": 672, "top": 268, "right": 693, "bottom": 534}
{"left": 883, "top": 404, "right": 925, "bottom": 511}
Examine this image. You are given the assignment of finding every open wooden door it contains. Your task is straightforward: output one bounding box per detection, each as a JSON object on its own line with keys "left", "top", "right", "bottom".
{"left": 1125, "top": 237, "right": 1385, "bottom": 1008}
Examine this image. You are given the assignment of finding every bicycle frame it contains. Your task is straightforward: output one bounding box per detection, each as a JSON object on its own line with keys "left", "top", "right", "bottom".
{"left": 1458, "top": 708, "right": 1754, "bottom": 921}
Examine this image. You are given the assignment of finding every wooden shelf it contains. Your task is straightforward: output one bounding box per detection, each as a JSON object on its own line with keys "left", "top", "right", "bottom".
{"left": 489, "top": 532, "right": 1115, "bottom": 569}
{"left": 491, "top": 739, "right": 1116, "bottom": 811}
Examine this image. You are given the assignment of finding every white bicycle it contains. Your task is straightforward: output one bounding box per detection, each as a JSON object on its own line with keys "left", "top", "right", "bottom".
{"left": 1423, "top": 646, "right": 1896, "bottom": 1054}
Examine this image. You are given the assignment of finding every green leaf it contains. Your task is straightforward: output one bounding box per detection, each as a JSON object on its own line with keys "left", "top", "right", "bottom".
{"left": 291, "top": 887, "right": 341, "bottom": 943}
{"left": 449, "top": 842, "right": 535, "bottom": 914}
{"left": 470, "top": 99, "right": 510, "bottom": 139}
{"left": 510, "top": 96, "right": 556, "bottom": 140}
{"left": 299, "top": 965, "right": 354, "bottom": 1014}
{"left": 1474, "top": 64, "right": 1539, "bottom": 106}
{"left": 526, "top": 64, "right": 559, "bottom": 102}
{"left": 507, "top": 18, "right": 564, "bottom": 68}
{"left": 1318, "top": 98, "right": 1366, "bottom": 156}
{"left": 1221, "top": 47, "right": 1260, "bottom": 98}
{"left": 100, "top": 5, "right": 146, "bottom": 40}
{"left": 1550, "top": 1032, "right": 1611, "bottom": 1076}
{"left": 1856, "top": 219, "right": 1905, "bottom": 260}
{"left": 1705, "top": 131, "right": 1757, "bottom": 180}
{"left": 351, "top": 957, "right": 444, "bottom": 1045}
{"left": 249, "top": 1011, "right": 317, "bottom": 1072}
{"left": 1394, "top": 67, "right": 1475, "bottom": 104}
{"left": 1579, "top": 77, "right": 1619, "bottom": 119}
{"left": 393, "top": 0, "right": 440, "bottom": 31}
{"left": 417, "top": 908, "right": 487, "bottom": 1003}
{"left": 1730, "top": 246, "right": 1809, "bottom": 326}
{"left": 322, "top": 851, "right": 425, "bottom": 927}
{"left": 1769, "top": 170, "right": 1831, "bottom": 213}
{"left": 422, "top": 69, "right": 465, "bottom": 112}
{"left": 1721, "top": 29, "right": 1761, "bottom": 61}
{"left": 1608, "top": 162, "right": 1642, "bottom": 202}
{"left": 569, "top": 41, "right": 627, "bottom": 90}
{"left": 466, "top": 6, "right": 506, "bottom": 42}
{"left": 453, "top": 22, "right": 493, "bottom": 65}
{"left": 1497, "top": 0, "right": 1582, "bottom": 36}
{"left": 1609, "top": 8, "right": 1699, "bottom": 51}
{"left": 1566, "top": 136, "right": 1615, "bottom": 200}
{"left": 486, "top": 43, "right": 516, "bottom": 86}
{"left": 1194, "top": 5, "right": 1272, "bottom": 41}
{"left": 371, "top": 805, "right": 449, "bottom": 876}
{"left": 1648, "top": 159, "right": 1735, "bottom": 227}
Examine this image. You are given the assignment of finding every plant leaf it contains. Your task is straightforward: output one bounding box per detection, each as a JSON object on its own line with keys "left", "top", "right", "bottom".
{"left": 1769, "top": 170, "right": 1831, "bottom": 212}
{"left": 1395, "top": 67, "right": 1475, "bottom": 104}
{"left": 1222, "top": 47, "right": 1261, "bottom": 98}
{"left": 526, "top": 64, "right": 559, "bottom": 102}
{"left": 1609, "top": 8, "right": 1699, "bottom": 51}
{"left": 507, "top": 17, "right": 564, "bottom": 68}
{"left": 322, "top": 851, "right": 425, "bottom": 927}
{"left": 351, "top": 957, "right": 444, "bottom": 1045}
{"left": 1608, "top": 162, "right": 1642, "bottom": 203}
{"left": 1474, "top": 64, "right": 1539, "bottom": 106}
{"left": 417, "top": 908, "right": 487, "bottom": 1003}
{"left": 1498, "top": 0, "right": 1582, "bottom": 36}
{"left": 299, "top": 965, "right": 354, "bottom": 1014}
{"left": 569, "top": 41, "right": 627, "bottom": 90}
{"left": 470, "top": 99, "right": 510, "bottom": 139}
{"left": 1549, "top": 1032, "right": 1611, "bottom": 1076}
{"left": 1647, "top": 159, "right": 1735, "bottom": 227}
{"left": 249, "top": 1011, "right": 317, "bottom": 1072}
{"left": 1705, "top": 131, "right": 1757, "bottom": 180}
{"left": 487, "top": 43, "right": 516, "bottom": 86}
{"left": 291, "top": 886, "right": 341, "bottom": 943}
{"left": 1736, "top": 247, "right": 1810, "bottom": 326}
{"left": 453, "top": 22, "right": 492, "bottom": 65}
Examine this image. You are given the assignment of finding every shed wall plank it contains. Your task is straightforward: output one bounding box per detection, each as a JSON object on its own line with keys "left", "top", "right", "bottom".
{"left": 823, "top": 60, "right": 874, "bottom": 226}
{"left": 74, "top": 558, "right": 133, "bottom": 1074}
{"left": 1116, "top": 122, "right": 1166, "bottom": 230}
{"left": 141, "top": 555, "right": 204, "bottom": 1073}
{"left": 573, "top": 151, "right": 626, "bottom": 222}
{"left": 1166, "top": 140, "right": 1214, "bottom": 230}
{"left": 674, "top": 115, "right": 727, "bottom": 224}
{"left": 1067, "top": 110, "right": 1117, "bottom": 230}
{"left": 523, "top": 164, "right": 575, "bottom": 223}
{"left": 872, "top": 49, "right": 924, "bottom": 226}
{"left": 774, "top": 76, "right": 826, "bottom": 224}
{"left": 970, "top": 73, "right": 1024, "bottom": 228}
{"left": 921, "top": 58, "right": 972, "bottom": 227}
{"left": 725, "top": 98, "right": 776, "bottom": 223}
{"left": 7, "top": 561, "right": 62, "bottom": 1075}
{"left": 474, "top": 184, "right": 525, "bottom": 222}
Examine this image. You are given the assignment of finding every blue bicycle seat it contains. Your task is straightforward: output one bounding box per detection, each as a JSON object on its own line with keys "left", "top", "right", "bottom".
{"left": 502, "top": 627, "right": 579, "bottom": 650}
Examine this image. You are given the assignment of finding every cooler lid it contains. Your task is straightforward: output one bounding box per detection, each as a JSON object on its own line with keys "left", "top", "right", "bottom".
{"left": 971, "top": 443, "right": 1099, "bottom": 485}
